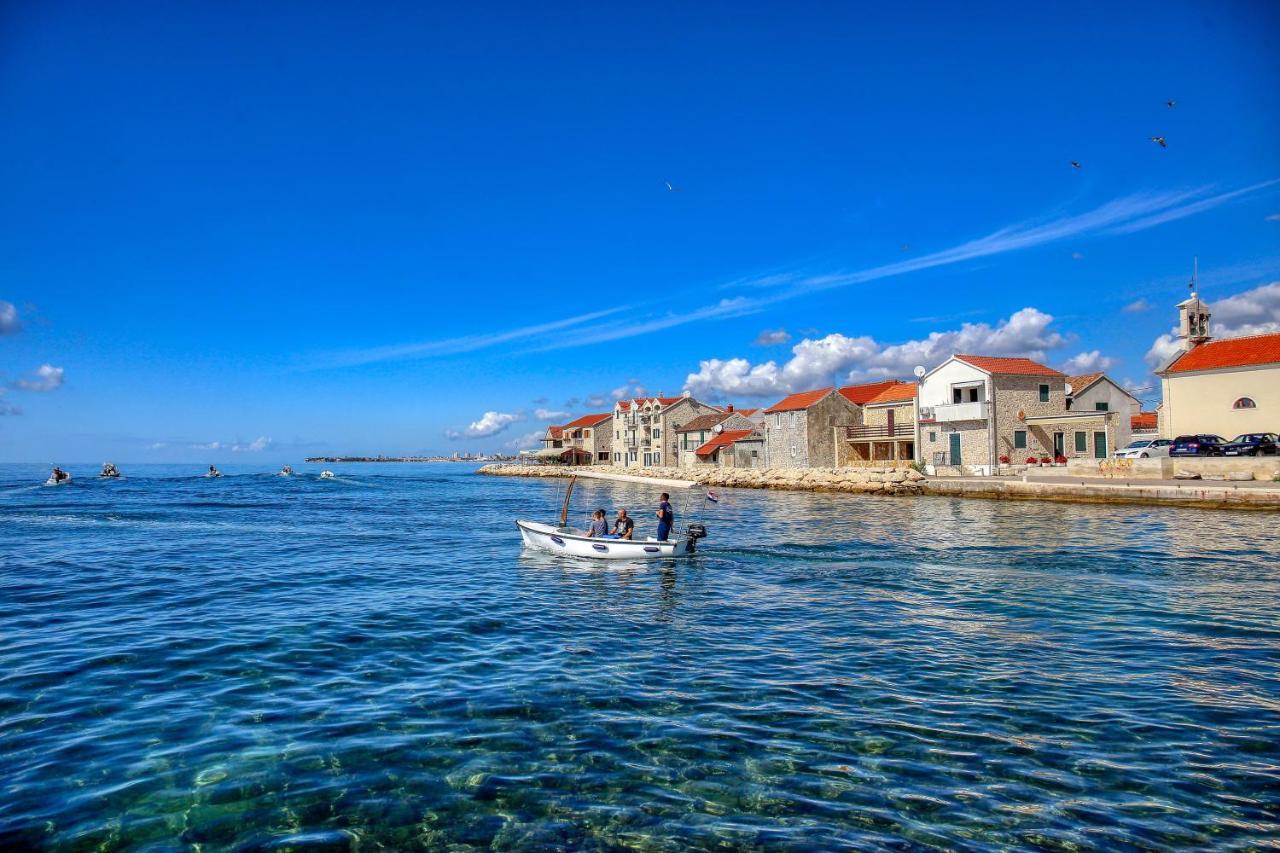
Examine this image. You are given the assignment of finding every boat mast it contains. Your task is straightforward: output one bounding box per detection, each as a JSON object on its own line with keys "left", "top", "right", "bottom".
{"left": 559, "top": 476, "right": 577, "bottom": 528}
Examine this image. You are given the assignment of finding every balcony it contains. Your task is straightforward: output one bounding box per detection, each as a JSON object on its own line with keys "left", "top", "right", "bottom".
{"left": 922, "top": 401, "right": 989, "bottom": 423}
{"left": 844, "top": 424, "right": 914, "bottom": 440}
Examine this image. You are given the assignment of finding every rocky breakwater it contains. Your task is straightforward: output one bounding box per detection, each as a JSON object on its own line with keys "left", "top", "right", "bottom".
{"left": 477, "top": 464, "right": 927, "bottom": 496}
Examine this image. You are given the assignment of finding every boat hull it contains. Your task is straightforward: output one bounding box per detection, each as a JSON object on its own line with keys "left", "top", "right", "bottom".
{"left": 516, "top": 520, "right": 693, "bottom": 560}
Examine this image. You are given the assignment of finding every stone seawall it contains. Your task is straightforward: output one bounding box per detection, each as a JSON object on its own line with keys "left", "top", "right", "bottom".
{"left": 478, "top": 464, "right": 1280, "bottom": 510}
{"left": 478, "top": 464, "right": 927, "bottom": 495}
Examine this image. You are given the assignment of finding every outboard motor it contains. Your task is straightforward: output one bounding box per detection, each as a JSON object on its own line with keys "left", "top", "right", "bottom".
{"left": 686, "top": 523, "right": 707, "bottom": 552}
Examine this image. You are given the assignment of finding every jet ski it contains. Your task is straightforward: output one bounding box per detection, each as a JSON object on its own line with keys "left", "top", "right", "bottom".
{"left": 46, "top": 468, "right": 72, "bottom": 486}
{"left": 206, "top": 466, "right": 222, "bottom": 478}
{"left": 320, "top": 470, "right": 336, "bottom": 479}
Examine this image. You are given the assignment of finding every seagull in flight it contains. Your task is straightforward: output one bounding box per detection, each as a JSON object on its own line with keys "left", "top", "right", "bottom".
{"left": 1071, "top": 160, "right": 1082, "bottom": 169}
{"left": 1166, "top": 100, "right": 1177, "bottom": 108}
{"left": 664, "top": 180, "right": 681, "bottom": 192}
{"left": 1150, "top": 136, "right": 1167, "bottom": 148}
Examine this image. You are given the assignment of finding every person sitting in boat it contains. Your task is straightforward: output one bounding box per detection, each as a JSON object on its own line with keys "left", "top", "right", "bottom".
{"left": 586, "top": 509, "right": 609, "bottom": 538}
{"left": 655, "top": 492, "right": 674, "bottom": 542}
{"left": 51, "top": 466, "right": 68, "bottom": 483}
{"left": 612, "top": 509, "right": 634, "bottom": 540}
{"left": 208, "top": 465, "right": 220, "bottom": 477}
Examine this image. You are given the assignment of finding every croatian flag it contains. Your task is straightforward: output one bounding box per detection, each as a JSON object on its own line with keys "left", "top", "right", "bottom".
{"left": 705, "top": 490, "right": 720, "bottom": 503}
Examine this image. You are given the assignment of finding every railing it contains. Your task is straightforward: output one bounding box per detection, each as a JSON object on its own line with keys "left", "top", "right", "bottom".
{"left": 924, "top": 402, "right": 989, "bottom": 422}
{"left": 844, "top": 424, "right": 913, "bottom": 440}
{"left": 933, "top": 450, "right": 956, "bottom": 466}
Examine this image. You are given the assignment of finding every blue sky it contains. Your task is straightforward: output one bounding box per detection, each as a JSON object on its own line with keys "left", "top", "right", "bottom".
{"left": 2, "top": 1, "right": 1278, "bottom": 461}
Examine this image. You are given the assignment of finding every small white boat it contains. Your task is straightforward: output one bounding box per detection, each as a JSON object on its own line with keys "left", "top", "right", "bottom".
{"left": 280, "top": 466, "right": 294, "bottom": 477}
{"left": 320, "top": 470, "right": 336, "bottom": 479}
{"left": 45, "top": 472, "right": 71, "bottom": 486}
{"left": 515, "top": 470, "right": 708, "bottom": 560}
{"left": 99, "top": 463, "right": 121, "bottom": 479}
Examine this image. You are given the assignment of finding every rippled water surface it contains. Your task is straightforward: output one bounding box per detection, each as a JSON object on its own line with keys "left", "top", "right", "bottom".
{"left": 2, "top": 462, "right": 1278, "bottom": 850}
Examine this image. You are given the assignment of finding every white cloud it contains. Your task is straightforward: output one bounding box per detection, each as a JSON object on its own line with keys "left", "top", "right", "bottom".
{"left": 583, "top": 394, "right": 609, "bottom": 408}
{"left": 1145, "top": 281, "right": 1280, "bottom": 368}
{"left": 1124, "top": 298, "right": 1150, "bottom": 313}
{"left": 232, "top": 436, "right": 273, "bottom": 452}
{"left": 192, "top": 441, "right": 223, "bottom": 450}
{"left": 1060, "top": 350, "right": 1115, "bottom": 374}
{"left": 1071, "top": 251, "right": 1085, "bottom": 260}
{"left": 1267, "top": 213, "right": 1280, "bottom": 222}
{"left": 685, "top": 307, "right": 1069, "bottom": 399}
{"left": 534, "top": 408, "right": 570, "bottom": 421}
{"left": 0, "top": 301, "right": 20, "bottom": 335}
{"left": 505, "top": 430, "right": 546, "bottom": 451}
{"left": 1122, "top": 377, "right": 1154, "bottom": 395}
{"left": 13, "top": 364, "right": 65, "bottom": 392}
{"left": 754, "top": 328, "right": 792, "bottom": 346}
{"left": 447, "top": 410, "right": 524, "bottom": 440}
{"left": 610, "top": 381, "right": 648, "bottom": 401}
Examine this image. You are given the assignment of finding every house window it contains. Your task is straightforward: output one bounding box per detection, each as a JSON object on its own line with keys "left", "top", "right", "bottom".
{"left": 1074, "top": 431, "right": 1087, "bottom": 452}
{"left": 775, "top": 413, "right": 782, "bottom": 427}
{"left": 790, "top": 445, "right": 798, "bottom": 458}
{"left": 928, "top": 431, "right": 936, "bottom": 442}
{"left": 1039, "top": 384, "right": 1050, "bottom": 402}
{"left": 1094, "top": 403, "right": 1108, "bottom": 412}
{"left": 583, "top": 429, "right": 591, "bottom": 438}
{"left": 654, "top": 452, "right": 661, "bottom": 463}
{"left": 613, "top": 452, "right": 620, "bottom": 462}
{"left": 751, "top": 450, "right": 759, "bottom": 458}
{"left": 653, "top": 428, "right": 661, "bottom": 438}
{"left": 1233, "top": 397, "right": 1257, "bottom": 409}
{"left": 790, "top": 412, "right": 797, "bottom": 427}
{"left": 1014, "top": 430, "right": 1027, "bottom": 449}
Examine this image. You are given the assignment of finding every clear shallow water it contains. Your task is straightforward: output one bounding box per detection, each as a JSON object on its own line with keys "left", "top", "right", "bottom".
{"left": 1, "top": 462, "right": 1278, "bottom": 850}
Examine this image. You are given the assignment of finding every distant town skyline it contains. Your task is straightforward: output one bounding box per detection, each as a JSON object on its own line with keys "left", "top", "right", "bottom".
{"left": 2, "top": 1, "right": 1278, "bottom": 461}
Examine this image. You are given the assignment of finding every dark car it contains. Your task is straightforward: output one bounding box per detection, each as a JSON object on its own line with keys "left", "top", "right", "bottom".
{"left": 1222, "top": 433, "right": 1279, "bottom": 456}
{"left": 1169, "top": 434, "right": 1229, "bottom": 457}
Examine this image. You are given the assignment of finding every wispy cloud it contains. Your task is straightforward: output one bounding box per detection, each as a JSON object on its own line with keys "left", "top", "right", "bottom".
{"left": 0, "top": 301, "right": 21, "bottom": 335}
{"left": 1106, "top": 180, "right": 1280, "bottom": 236}
{"left": 312, "top": 307, "right": 626, "bottom": 369}
{"left": 12, "top": 364, "right": 64, "bottom": 392}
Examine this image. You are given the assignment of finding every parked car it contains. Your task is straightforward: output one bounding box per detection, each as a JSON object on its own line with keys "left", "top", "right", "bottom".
{"left": 1222, "top": 433, "right": 1279, "bottom": 456}
{"left": 1169, "top": 434, "right": 1229, "bottom": 457}
{"left": 1114, "top": 438, "right": 1173, "bottom": 459}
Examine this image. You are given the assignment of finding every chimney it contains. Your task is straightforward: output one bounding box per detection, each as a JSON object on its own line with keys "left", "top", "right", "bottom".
{"left": 726, "top": 404, "right": 734, "bottom": 412}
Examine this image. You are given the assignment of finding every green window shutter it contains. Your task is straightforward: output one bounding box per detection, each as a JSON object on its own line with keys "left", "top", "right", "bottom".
{"left": 1095, "top": 402, "right": 1108, "bottom": 411}
{"left": 1014, "top": 430, "right": 1027, "bottom": 449}
{"left": 1074, "top": 431, "right": 1087, "bottom": 452}
{"left": 1038, "top": 384, "right": 1050, "bottom": 402}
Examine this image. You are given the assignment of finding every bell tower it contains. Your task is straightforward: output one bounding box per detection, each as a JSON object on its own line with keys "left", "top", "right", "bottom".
{"left": 1176, "top": 257, "right": 1211, "bottom": 351}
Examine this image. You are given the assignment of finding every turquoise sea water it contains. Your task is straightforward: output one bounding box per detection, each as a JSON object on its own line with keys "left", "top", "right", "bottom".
{"left": 1, "top": 462, "right": 1278, "bottom": 850}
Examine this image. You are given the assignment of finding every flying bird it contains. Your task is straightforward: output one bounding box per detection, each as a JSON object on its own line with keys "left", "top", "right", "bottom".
{"left": 664, "top": 180, "right": 681, "bottom": 192}
{"left": 1166, "top": 100, "right": 1177, "bottom": 108}
{"left": 1071, "top": 160, "right": 1082, "bottom": 169}
{"left": 1150, "top": 136, "right": 1167, "bottom": 148}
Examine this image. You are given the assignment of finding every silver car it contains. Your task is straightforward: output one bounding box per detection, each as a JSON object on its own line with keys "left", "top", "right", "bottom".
{"left": 1114, "top": 438, "right": 1172, "bottom": 459}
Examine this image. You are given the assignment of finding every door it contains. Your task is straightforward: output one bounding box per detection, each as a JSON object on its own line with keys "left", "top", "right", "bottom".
{"left": 1053, "top": 432, "right": 1065, "bottom": 458}
{"left": 948, "top": 432, "right": 962, "bottom": 466}
{"left": 1093, "top": 432, "right": 1107, "bottom": 458}
{"left": 643, "top": 452, "right": 652, "bottom": 466}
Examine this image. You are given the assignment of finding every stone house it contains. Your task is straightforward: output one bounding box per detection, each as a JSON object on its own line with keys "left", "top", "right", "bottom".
{"left": 762, "top": 388, "right": 860, "bottom": 468}
{"left": 918, "top": 354, "right": 1121, "bottom": 475}
{"left": 540, "top": 425, "right": 565, "bottom": 450}
{"left": 1065, "top": 372, "right": 1139, "bottom": 452}
{"left": 558, "top": 413, "right": 613, "bottom": 464}
{"left": 690, "top": 428, "right": 758, "bottom": 467}
{"left": 674, "top": 408, "right": 759, "bottom": 467}
{"left": 837, "top": 381, "right": 918, "bottom": 464}
{"left": 611, "top": 394, "right": 719, "bottom": 467}
{"left": 1155, "top": 292, "right": 1280, "bottom": 439}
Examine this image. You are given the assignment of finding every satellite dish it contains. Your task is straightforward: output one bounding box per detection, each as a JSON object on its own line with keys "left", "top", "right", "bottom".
{"left": 1065, "top": 383, "right": 1074, "bottom": 396}
{"left": 913, "top": 365, "right": 926, "bottom": 378}
{"left": 713, "top": 424, "right": 724, "bottom": 434}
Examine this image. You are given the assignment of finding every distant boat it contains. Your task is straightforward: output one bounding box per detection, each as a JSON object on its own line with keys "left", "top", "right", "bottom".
{"left": 205, "top": 467, "right": 222, "bottom": 478}
{"left": 99, "top": 463, "right": 121, "bottom": 479}
{"left": 45, "top": 468, "right": 71, "bottom": 486}
{"left": 320, "top": 470, "right": 336, "bottom": 479}
{"left": 280, "top": 466, "right": 294, "bottom": 477}
{"left": 515, "top": 470, "right": 708, "bottom": 560}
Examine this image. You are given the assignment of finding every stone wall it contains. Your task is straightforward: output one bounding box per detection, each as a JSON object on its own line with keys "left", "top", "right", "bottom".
{"left": 805, "top": 393, "right": 860, "bottom": 468}
{"left": 764, "top": 409, "right": 810, "bottom": 468}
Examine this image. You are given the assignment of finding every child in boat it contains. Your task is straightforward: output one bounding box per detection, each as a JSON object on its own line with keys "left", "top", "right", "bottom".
{"left": 587, "top": 509, "right": 609, "bottom": 538}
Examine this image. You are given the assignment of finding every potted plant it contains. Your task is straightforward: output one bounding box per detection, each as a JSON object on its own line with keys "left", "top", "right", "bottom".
{"left": 999, "top": 454, "right": 1010, "bottom": 464}
{"left": 1039, "top": 455, "right": 1051, "bottom": 466}
{"left": 1054, "top": 454, "right": 1067, "bottom": 466}
{"left": 1026, "top": 456, "right": 1039, "bottom": 466}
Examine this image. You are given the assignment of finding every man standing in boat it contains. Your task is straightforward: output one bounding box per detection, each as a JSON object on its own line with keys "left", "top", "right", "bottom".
{"left": 655, "top": 492, "right": 674, "bottom": 541}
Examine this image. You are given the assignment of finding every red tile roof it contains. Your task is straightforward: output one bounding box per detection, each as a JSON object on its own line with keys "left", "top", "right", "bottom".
{"left": 735, "top": 407, "right": 759, "bottom": 417}
{"left": 546, "top": 426, "right": 564, "bottom": 439}
{"left": 955, "top": 354, "right": 1064, "bottom": 377}
{"left": 675, "top": 413, "right": 730, "bottom": 433}
{"left": 838, "top": 380, "right": 908, "bottom": 405}
{"left": 1065, "top": 372, "right": 1104, "bottom": 394}
{"left": 1131, "top": 412, "right": 1158, "bottom": 430}
{"left": 865, "top": 383, "right": 918, "bottom": 405}
{"left": 695, "top": 429, "right": 755, "bottom": 457}
{"left": 763, "top": 387, "right": 834, "bottom": 413}
{"left": 562, "top": 413, "right": 612, "bottom": 429}
{"left": 616, "top": 401, "right": 631, "bottom": 411}
{"left": 1164, "top": 332, "right": 1280, "bottom": 373}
